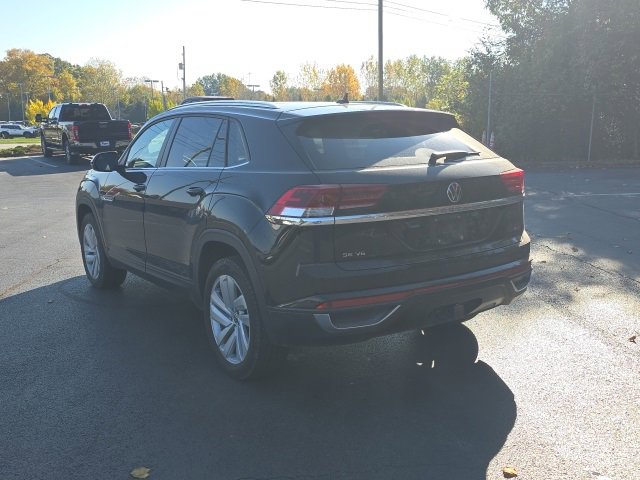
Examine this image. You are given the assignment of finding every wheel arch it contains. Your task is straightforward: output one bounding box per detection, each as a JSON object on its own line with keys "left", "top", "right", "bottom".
{"left": 193, "top": 230, "right": 265, "bottom": 309}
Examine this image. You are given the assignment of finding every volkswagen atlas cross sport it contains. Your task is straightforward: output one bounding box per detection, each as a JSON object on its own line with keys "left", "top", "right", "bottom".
{"left": 76, "top": 100, "right": 531, "bottom": 379}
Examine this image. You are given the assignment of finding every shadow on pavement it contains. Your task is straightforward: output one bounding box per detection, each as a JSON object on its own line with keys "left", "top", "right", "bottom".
{"left": 0, "top": 155, "right": 89, "bottom": 177}
{"left": 0, "top": 274, "right": 515, "bottom": 480}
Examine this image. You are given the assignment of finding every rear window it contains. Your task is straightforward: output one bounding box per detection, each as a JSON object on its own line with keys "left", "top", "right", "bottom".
{"left": 59, "top": 105, "right": 111, "bottom": 122}
{"left": 290, "top": 111, "right": 496, "bottom": 170}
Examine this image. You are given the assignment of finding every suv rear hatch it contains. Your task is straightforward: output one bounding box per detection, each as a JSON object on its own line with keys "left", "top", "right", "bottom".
{"left": 276, "top": 108, "right": 524, "bottom": 272}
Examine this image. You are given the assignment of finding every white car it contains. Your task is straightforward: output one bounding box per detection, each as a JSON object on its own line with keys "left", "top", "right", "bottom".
{"left": 0, "top": 123, "right": 39, "bottom": 139}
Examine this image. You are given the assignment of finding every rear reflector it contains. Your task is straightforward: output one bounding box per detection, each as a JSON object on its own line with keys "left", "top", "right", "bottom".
{"left": 268, "top": 184, "right": 387, "bottom": 218}
{"left": 316, "top": 262, "right": 531, "bottom": 310}
{"left": 500, "top": 168, "right": 524, "bottom": 195}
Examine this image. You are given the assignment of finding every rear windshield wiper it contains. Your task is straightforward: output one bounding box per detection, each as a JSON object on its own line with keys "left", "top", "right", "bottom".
{"left": 428, "top": 150, "right": 480, "bottom": 166}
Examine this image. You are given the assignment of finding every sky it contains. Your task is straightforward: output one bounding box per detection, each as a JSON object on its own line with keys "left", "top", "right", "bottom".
{"left": 0, "top": 0, "right": 502, "bottom": 93}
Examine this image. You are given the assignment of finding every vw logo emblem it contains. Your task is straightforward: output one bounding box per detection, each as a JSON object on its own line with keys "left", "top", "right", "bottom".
{"left": 446, "top": 182, "right": 462, "bottom": 203}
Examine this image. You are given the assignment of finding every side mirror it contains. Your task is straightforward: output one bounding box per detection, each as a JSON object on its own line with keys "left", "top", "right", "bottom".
{"left": 35, "top": 114, "right": 43, "bottom": 123}
{"left": 92, "top": 151, "right": 120, "bottom": 172}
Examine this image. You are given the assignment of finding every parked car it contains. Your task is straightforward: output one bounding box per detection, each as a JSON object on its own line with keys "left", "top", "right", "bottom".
{"left": 36, "top": 103, "right": 132, "bottom": 164}
{"left": 0, "top": 123, "right": 39, "bottom": 138}
{"left": 75, "top": 100, "right": 531, "bottom": 379}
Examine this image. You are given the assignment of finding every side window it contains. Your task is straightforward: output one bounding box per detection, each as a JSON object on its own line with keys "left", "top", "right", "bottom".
{"left": 165, "top": 116, "right": 223, "bottom": 168}
{"left": 48, "top": 106, "right": 58, "bottom": 120}
{"left": 209, "top": 119, "right": 227, "bottom": 168}
{"left": 124, "top": 119, "right": 174, "bottom": 168}
{"left": 227, "top": 119, "right": 250, "bottom": 167}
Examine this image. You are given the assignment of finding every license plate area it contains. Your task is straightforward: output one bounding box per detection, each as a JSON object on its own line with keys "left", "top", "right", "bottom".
{"left": 99, "top": 141, "right": 110, "bottom": 147}
{"left": 393, "top": 208, "right": 499, "bottom": 250}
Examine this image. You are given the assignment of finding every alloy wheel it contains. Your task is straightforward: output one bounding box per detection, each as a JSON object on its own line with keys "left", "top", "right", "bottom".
{"left": 210, "top": 274, "right": 250, "bottom": 364}
{"left": 83, "top": 223, "right": 101, "bottom": 279}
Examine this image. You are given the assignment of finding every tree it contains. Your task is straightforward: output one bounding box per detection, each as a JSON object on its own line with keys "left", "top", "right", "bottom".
{"left": 426, "top": 60, "right": 469, "bottom": 125}
{"left": 461, "top": 0, "right": 640, "bottom": 161}
{"left": 52, "top": 70, "right": 80, "bottom": 102}
{"left": 270, "top": 70, "right": 289, "bottom": 101}
{"left": 78, "top": 59, "right": 123, "bottom": 112}
{"left": 360, "top": 56, "right": 378, "bottom": 100}
{"left": 322, "top": 64, "right": 360, "bottom": 101}
{"left": 297, "top": 63, "right": 324, "bottom": 100}
{"left": 25, "top": 99, "right": 55, "bottom": 124}
{"left": 0, "top": 49, "right": 54, "bottom": 100}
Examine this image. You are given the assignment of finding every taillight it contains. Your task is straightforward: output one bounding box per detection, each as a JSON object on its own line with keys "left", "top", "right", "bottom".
{"left": 268, "top": 184, "right": 387, "bottom": 218}
{"left": 500, "top": 168, "right": 524, "bottom": 195}
{"left": 127, "top": 121, "right": 132, "bottom": 140}
{"left": 71, "top": 125, "right": 80, "bottom": 142}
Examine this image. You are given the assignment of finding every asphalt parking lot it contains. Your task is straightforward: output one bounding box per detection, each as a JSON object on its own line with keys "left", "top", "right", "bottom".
{"left": 1, "top": 154, "right": 639, "bottom": 480}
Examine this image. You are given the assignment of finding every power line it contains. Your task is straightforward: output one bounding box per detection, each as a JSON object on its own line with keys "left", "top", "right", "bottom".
{"left": 239, "top": 0, "right": 376, "bottom": 12}
{"left": 240, "top": 0, "right": 500, "bottom": 34}
{"left": 385, "top": 0, "right": 500, "bottom": 27}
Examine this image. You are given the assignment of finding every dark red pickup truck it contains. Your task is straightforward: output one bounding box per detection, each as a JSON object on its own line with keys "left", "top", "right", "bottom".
{"left": 36, "top": 103, "right": 132, "bottom": 164}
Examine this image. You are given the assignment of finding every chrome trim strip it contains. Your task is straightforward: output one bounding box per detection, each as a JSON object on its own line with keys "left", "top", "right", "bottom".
{"left": 314, "top": 305, "right": 402, "bottom": 332}
{"left": 266, "top": 195, "right": 523, "bottom": 226}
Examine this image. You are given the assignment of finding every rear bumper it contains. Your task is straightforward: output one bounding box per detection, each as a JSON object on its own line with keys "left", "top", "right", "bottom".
{"left": 70, "top": 140, "right": 129, "bottom": 154}
{"left": 265, "top": 259, "right": 532, "bottom": 346}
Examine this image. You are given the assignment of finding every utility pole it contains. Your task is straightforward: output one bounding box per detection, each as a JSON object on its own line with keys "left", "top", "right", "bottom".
{"left": 179, "top": 46, "right": 187, "bottom": 100}
{"left": 161, "top": 81, "right": 167, "bottom": 110}
{"left": 486, "top": 71, "right": 493, "bottom": 146}
{"left": 378, "top": 0, "right": 384, "bottom": 101}
{"left": 587, "top": 94, "right": 596, "bottom": 163}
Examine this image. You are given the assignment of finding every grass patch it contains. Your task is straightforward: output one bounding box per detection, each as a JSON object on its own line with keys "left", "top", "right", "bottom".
{"left": 0, "top": 137, "right": 40, "bottom": 145}
{"left": 0, "top": 144, "right": 41, "bottom": 158}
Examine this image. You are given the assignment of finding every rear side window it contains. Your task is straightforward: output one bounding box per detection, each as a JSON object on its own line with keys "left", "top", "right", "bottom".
{"left": 165, "top": 116, "right": 223, "bottom": 168}
{"left": 289, "top": 111, "right": 495, "bottom": 170}
{"left": 226, "top": 119, "right": 250, "bottom": 167}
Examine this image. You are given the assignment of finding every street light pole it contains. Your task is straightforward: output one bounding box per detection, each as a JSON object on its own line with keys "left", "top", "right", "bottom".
{"left": 247, "top": 84, "right": 259, "bottom": 99}
{"left": 18, "top": 83, "right": 25, "bottom": 123}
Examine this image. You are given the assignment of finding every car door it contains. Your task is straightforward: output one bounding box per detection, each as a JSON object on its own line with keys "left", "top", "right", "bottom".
{"left": 100, "top": 118, "right": 175, "bottom": 272}
{"left": 143, "top": 116, "right": 226, "bottom": 284}
{"left": 44, "top": 106, "right": 60, "bottom": 146}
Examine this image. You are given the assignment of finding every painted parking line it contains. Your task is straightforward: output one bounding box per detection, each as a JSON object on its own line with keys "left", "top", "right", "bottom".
{"left": 566, "top": 192, "right": 640, "bottom": 197}
{"left": 32, "top": 158, "right": 59, "bottom": 168}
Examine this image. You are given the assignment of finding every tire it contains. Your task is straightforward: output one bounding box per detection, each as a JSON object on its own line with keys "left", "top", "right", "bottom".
{"left": 41, "top": 135, "right": 53, "bottom": 157}
{"left": 80, "top": 213, "right": 127, "bottom": 289}
{"left": 203, "top": 257, "right": 286, "bottom": 380}
{"left": 1, "top": 132, "right": 9, "bottom": 139}
{"left": 63, "top": 138, "right": 79, "bottom": 164}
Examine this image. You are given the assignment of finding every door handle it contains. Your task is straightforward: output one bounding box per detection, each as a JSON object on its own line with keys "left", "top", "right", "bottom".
{"left": 186, "top": 186, "right": 205, "bottom": 197}
{"left": 133, "top": 184, "right": 146, "bottom": 192}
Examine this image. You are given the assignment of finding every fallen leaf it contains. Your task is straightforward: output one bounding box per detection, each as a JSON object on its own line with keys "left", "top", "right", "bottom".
{"left": 630, "top": 336, "right": 637, "bottom": 344}
{"left": 539, "top": 260, "right": 547, "bottom": 264}
{"left": 503, "top": 466, "right": 518, "bottom": 478}
{"left": 571, "top": 247, "right": 579, "bottom": 252}
{"left": 130, "top": 467, "right": 151, "bottom": 479}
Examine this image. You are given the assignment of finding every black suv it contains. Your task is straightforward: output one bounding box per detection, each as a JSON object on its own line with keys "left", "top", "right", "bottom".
{"left": 76, "top": 100, "right": 531, "bottom": 379}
